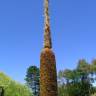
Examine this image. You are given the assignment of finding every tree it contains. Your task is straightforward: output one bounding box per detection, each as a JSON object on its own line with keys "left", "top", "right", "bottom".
{"left": 25, "top": 66, "right": 40, "bottom": 96}
{"left": 0, "top": 72, "right": 32, "bottom": 96}
{"left": 58, "top": 59, "right": 95, "bottom": 96}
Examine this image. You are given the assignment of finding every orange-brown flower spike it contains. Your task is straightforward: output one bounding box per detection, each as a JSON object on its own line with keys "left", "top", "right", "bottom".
{"left": 40, "top": 0, "right": 58, "bottom": 96}
{"left": 40, "top": 48, "right": 58, "bottom": 96}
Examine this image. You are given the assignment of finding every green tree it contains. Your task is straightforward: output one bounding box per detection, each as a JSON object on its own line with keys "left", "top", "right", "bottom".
{"left": 58, "top": 59, "right": 95, "bottom": 96}
{"left": 0, "top": 72, "right": 32, "bottom": 96}
{"left": 25, "top": 66, "right": 40, "bottom": 96}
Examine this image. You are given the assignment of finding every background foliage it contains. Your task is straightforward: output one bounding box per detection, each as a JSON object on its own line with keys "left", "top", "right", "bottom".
{"left": 25, "top": 66, "right": 40, "bottom": 96}
{"left": 1, "top": 59, "right": 96, "bottom": 96}
{"left": 0, "top": 72, "right": 32, "bottom": 96}
{"left": 58, "top": 59, "right": 96, "bottom": 96}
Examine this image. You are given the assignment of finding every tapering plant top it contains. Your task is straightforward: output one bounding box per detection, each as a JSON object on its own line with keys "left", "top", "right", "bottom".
{"left": 44, "top": 0, "right": 52, "bottom": 49}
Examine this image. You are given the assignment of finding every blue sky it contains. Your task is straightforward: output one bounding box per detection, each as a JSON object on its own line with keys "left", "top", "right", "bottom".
{"left": 0, "top": 0, "right": 96, "bottom": 83}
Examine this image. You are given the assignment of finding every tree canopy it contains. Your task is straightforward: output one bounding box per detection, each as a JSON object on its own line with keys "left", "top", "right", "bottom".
{"left": 25, "top": 66, "right": 40, "bottom": 96}
{"left": 58, "top": 59, "right": 96, "bottom": 96}
{"left": 0, "top": 72, "right": 32, "bottom": 96}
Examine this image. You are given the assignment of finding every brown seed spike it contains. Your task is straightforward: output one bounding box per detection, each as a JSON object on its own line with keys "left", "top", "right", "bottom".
{"left": 40, "top": 48, "right": 58, "bottom": 96}
{"left": 44, "top": 0, "right": 52, "bottom": 49}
